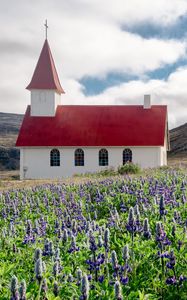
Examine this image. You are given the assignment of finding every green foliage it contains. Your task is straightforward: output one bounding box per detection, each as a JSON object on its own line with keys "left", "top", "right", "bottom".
{"left": 0, "top": 169, "right": 186, "bottom": 299}
{"left": 118, "top": 162, "right": 141, "bottom": 174}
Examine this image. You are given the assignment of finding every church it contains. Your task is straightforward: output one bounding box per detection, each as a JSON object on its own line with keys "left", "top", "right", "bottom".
{"left": 16, "top": 37, "right": 169, "bottom": 179}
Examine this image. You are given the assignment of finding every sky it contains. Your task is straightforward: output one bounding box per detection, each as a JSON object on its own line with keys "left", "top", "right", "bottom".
{"left": 0, "top": 0, "right": 187, "bottom": 128}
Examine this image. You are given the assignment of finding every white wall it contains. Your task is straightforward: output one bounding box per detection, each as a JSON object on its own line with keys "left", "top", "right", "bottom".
{"left": 31, "top": 90, "right": 61, "bottom": 116}
{"left": 19, "top": 146, "right": 164, "bottom": 179}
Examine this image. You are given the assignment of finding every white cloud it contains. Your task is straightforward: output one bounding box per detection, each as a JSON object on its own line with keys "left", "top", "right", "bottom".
{"left": 62, "top": 66, "right": 187, "bottom": 128}
{"left": 0, "top": 0, "right": 187, "bottom": 129}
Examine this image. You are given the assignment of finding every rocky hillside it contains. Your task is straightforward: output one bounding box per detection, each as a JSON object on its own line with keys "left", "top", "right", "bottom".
{"left": 169, "top": 123, "right": 187, "bottom": 155}
{"left": 0, "top": 112, "right": 23, "bottom": 170}
{"left": 0, "top": 112, "right": 186, "bottom": 170}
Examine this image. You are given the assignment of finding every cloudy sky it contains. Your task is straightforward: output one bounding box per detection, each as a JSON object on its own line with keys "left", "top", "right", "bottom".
{"left": 0, "top": 0, "right": 187, "bottom": 128}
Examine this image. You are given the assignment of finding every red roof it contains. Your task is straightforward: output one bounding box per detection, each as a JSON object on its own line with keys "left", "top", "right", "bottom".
{"left": 16, "top": 105, "right": 167, "bottom": 147}
{"left": 26, "top": 39, "right": 64, "bottom": 94}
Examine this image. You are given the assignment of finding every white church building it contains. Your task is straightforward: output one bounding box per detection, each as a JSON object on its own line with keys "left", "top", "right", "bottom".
{"left": 16, "top": 38, "right": 169, "bottom": 179}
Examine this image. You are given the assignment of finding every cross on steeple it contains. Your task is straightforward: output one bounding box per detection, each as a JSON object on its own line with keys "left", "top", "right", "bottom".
{"left": 44, "top": 19, "right": 48, "bottom": 39}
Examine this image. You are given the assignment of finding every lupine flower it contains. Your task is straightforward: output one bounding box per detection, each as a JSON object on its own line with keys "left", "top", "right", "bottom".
{"left": 55, "top": 248, "right": 60, "bottom": 261}
{"left": 10, "top": 275, "right": 19, "bottom": 300}
{"left": 143, "top": 218, "right": 151, "bottom": 239}
{"left": 42, "top": 261, "right": 46, "bottom": 273}
{"left": 19, "top": 280, "right": 26, "bottom": 300}
{"left": 156, "top": 222, "right": 171, "bottom": 246}
{"left": 126, "top": 207, "right": 136, "bottom": 233}
{"left": 89, "top": 234, "right": 97, "bottom": 252}
{"left": 53, "top": 281, "right": 59, "bottom": 297}
{"left": 86, "top": 253, "right": 105, "bottom": 272}
{"left": 49, "top": 241, "right": 54, "bottom": 256}
{"left": 41, "top": 278, "right": 48, "bottom": 293}
{"left": 77, "top": 268, "right": 82, "bottom": 286}
{"left": 178, "top": 240, "right": 182, "bottom": 251}
{"left": 67, "top": 273, "right": 73, "bottom": 282}
{"left": 179, "top": 275, "right": 187, "bottom": 285}
{"left": 35, "top": 258, "right": 43, "bottom": 283}
{"left": 114, "top": 280, "right": 123, "bottom": 300}
{"left": 111, "top": 250, "right": 119, "bottom": 273}
{"left": 122, "top": 245, "right": 130, "bottom": 263}
{"left": 80, "top": 273, "right": 89, "bottom": 300}
{"left": 43, "top": 239, "right": 50, "bottom": 256}
{"left": 159, "top": 195, "right": 166, "bottom": 216}
{"left": 171, "top": 225, "right": 176, "bottom": 237}
{"left": 166, "top": 276, "right": 177, "bottom": 285}
{"left": 62, "top": 229, "right": 68, "bottom": 243}
{"left": 53, "top": 261, "right": 59, "bottom": 277}
{"left": 98, "top": 275, "right": 104, "bottom": 283}
{"left": 13, "top": 243, "right": 17, "bottom": 253}
{"left": 34, "top": 248, "right": 42, "bottom": 262}
{"left": 68, "top": 235, "right": 79, "bottom": 253}
{"left": 134, "top": 204, "right": 139, "bottom": 216}
{"left": 104, "top": 228, "right": 110, "bottom": 251}
{"left": 166, "top": 250, "right": 176, "bottom": 269}
{"left": 72, "top": 219, "right": 77, "bottom": 234}
{"left": 98, "top": 235, "right": 103, "bottom": 247}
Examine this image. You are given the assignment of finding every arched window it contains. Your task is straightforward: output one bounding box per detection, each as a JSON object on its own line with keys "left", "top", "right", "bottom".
{"left": 99, "top": 149, "right": 108, "bottom": 166}
{"left": 75, "top": 149, "right": 84, "bottom": 166}
{"left": 50, "top": 149, "right": 60, "bottom": 166}
{"left": 123, "top": 149, "right": 132, "bottom": 164}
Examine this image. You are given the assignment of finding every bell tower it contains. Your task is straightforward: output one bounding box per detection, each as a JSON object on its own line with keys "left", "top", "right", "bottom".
{"left": 26, "top": 23, "right": 64, "bottom": 116}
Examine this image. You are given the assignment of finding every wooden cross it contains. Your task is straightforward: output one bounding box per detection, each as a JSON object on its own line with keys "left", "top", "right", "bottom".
{"left": 44, "top": 19, "right": 48, "bottom": 39}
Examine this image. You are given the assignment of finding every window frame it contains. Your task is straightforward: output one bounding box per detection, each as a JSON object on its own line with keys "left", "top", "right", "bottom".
{"left": 75, "top": 148, "right": 84, "bottom": 166}
{"left": 50, "top": 149, "right": 60, "bottom": 167}
{"left": 99, "top": 148, "right": 108, "bottom": 166}
{"left": 123, "top": 148, "right": 132, "bottom": 164}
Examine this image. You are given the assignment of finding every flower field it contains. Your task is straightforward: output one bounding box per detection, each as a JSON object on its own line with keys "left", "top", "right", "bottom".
{"left": 0, "top": 170, "right": 187, "bottom": 299}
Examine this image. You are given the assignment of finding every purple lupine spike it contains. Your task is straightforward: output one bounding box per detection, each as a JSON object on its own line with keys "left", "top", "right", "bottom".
{"left": 10, "top": 275, "right": 19, "bottom": 300}
{"left": 166, "top": 276, "right": 177, "bottom": 285}
{"left": 72, "top": 219, "right": 77, "bottom": 234}
{"left": 111, "top": 250, "right": 119, "bottom": 271}
{"left": 13, "top": 243, "right": 17, "bottom": 253}
{"left": 122, "top": 245, "right": 130, "bottom": 263}
{"left": 34, "top": 248, "right": 42, "bottom": 262}
{"left": 53, "top": 281, "right": 59, "bottom": 297}
{"left": 98, "top": 235, "right": 103, "bottom": 248}
{"left": 49, "top": 241, "right": 54, "bottom": 256}
{"left": 62, "top": 229, "right": 68, "bottom": 242}
{"left": 43, "top": 239, "right": 49, "bottom": 256}
{"left": 94, "top": 211, "right": 97, "bottom": 220}
{"left": 166, "top": 250, "right": 176, "bottom": 269}
{"left": 114, "top": 280, "right": 123, "bottom": 300}
{"left": 55, "top": 248, "right": 60, "bottom": 261}
{"left": 143, "top": 218, "right": 151, "bottom": 239}
{"left": 67, "top": 273, "right": 73, "bottom": 282}
{"left": 126, "top": 207, "right": 136, "bottom": 233}
{"left": 19, "top": 280, "right": 26, "bottom": 300}
{"left": 159, "top": 195, "right": 165, "bottom": 216}
{"left": 134, "top": 204, "right": 139, "bottom": 216}
{"left": 89, "top": 234, "right": 97, "bottom": 252}
{"left": 35, "top": 258, "right": 43, "bottom": 283}
{"left": 171, "top": 225, "right": 176, "bottom": 237}
{"left": 68, "top": 235, "right": 79, "bottom": 253}
{"left": 104, "top": 228, "right": 110, "bottom": 251}
{"left": 41, "top": 278, "right": 48, "bottom": 293}
{"left": 42, "top": 261, "right": 46, "bottom": 273}
{"left": 80, "top": 273, "right": 89, "bottom": 300}
{"left": 26, "top": 220, "right": 32, "bottom": 235}
{"left": 77, "top": 268, "right": 82, "bottom": 286}
{"left": 53, "top": 261, "right": 59, "bottom": 277}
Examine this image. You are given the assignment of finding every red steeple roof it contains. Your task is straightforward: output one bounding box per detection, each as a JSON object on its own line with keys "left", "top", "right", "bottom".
{"left": 26, "top": 39, "right": 65, "bottom": 94}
